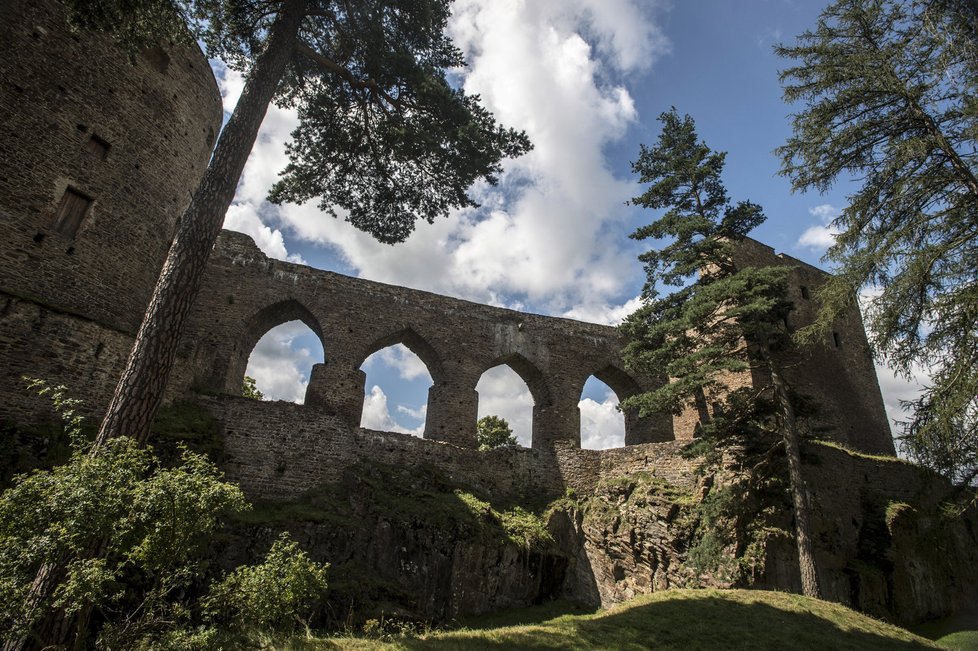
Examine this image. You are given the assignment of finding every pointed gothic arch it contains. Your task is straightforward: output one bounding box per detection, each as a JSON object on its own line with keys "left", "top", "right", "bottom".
{"left": 225, "top": 299, "right": 326, "bottom": 398}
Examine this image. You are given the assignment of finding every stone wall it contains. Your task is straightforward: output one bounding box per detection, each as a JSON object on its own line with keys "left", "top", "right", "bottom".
{"left": 200, "top": 395, "right": 698, "bottom": 503}
{"left": 733, "top": 239, "right": 894, "bottom": 456}
{"left": 170, "top": 231, "right": 673, "bottom": 450}
{"left": 0, "top": 0, "right": 221, "bottom": 425}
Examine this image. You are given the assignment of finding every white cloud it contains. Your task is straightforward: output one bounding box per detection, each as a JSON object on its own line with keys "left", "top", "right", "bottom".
{"left": 580, "top": 390, "right": 626, "bottom": 450}
{"left": 215, "top": 62, "right": 303, "bottom": 264}
{"left": 797, "top": 203, "right": 842, "bottom": 252}
{"left": 361, "top": 385, "right": 425, "bottom": 437}
{"left": 876, "top": 363, "right": 928, "bottom": 440}
{"left": 245, "top": 321, "right": 318, "bottom": 403}
{"left": 477, "top": 365, "right": 535, "bottom": 446}
{"left": 224, "top": 203, "right": 305, "bottom": 264}
{"left": 214, "top": 1, "right": 667, "bottom": 315}
{"left": 396, "top": 403, "right": 427, "bottom": 421}
{"left": 376, "top": 344, "right": 434, "bottom": 382}
{"left": 563, "top": 295, "right": 643, "bottom": 326}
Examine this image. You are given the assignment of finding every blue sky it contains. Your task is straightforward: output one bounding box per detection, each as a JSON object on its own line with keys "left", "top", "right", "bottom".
{"left": 221, "top": 0, "right": 922, "bottom": 448}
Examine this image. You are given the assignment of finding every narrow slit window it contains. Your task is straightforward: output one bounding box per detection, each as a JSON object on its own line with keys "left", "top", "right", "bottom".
{"left": 87, "top": 134, "right": 110, "bottom": 159}
{"left": 800, "top": 285, "right": 810, "bottom": 300}
{"left": 833, "top": 331, "right": 842, "bottom": 348}
{"left": 51, "top": 188, "right": 91, "bottom": 238}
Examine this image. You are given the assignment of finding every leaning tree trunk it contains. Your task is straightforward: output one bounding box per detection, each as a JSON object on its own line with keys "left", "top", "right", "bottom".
{"left": 770, "top": 364, "right": 822, "bottom": 599}
{"left": 3, "top": 5, "right": 310, "bottom": 651}
{"left": 95, "top": 0, "right": 308, "bottom": 447}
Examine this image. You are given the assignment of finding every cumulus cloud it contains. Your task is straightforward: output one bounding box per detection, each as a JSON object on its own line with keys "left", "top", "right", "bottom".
{"left": 797, "top": 203, "right": 842, "bottom": 252}
{"left": 245, "top": 321, "right": 319, "bottom": 403}
{"left": 215, "top": 64, "right": 302, "bottom": 264}
{"left": 374, "top": 344, "right": 434, "bottom": 382}
{"left": 477, "top": 366, "right": 535, "bottom": 446}
{"left": 563, "top": 295, "right": 643, "bottom": 326}
{"left": 361, "top": 385, "right": 425, "bottom": 437}
{"left": 580, "top": 388, "right": 626, "bottom": 450}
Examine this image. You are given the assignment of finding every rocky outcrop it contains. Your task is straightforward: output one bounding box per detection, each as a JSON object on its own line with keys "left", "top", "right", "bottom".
{"left": 215, "top": 461, "right": 568, "bottom": 625}
{"left": 548, "top": 473, "right": 705, "bottom": 607}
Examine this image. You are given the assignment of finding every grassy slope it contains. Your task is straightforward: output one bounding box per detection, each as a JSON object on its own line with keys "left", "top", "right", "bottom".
{"left": 315, "top": 589, "right": 942, "bottom": 650}
{"left": 912, "top": 611, "right": 978, "bottom": 650}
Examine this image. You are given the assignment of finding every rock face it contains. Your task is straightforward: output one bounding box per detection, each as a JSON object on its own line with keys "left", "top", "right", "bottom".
{"left": 759, "top": 444, "right": 978, "bottom": 624}
{"left": 215, "top": 461, "right": 569, "bottom": 624}
{"left": 548, "top": 473, "right": 704, "bottom": 608}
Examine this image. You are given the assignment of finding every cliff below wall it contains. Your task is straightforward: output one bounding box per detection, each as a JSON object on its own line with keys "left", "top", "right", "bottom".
{"left": 188, "top": 397, "right": 977, "bottom": 626}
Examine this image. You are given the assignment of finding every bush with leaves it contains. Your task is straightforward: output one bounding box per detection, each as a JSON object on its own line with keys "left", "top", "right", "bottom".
{"left": 476, "top": 415, "right": 518, "bottom": 451}
{"left": 0, "top": 381, "right": 329, "bottom": 648}
{"left": 0, "top": 435, "right": 247, "bottom": 645}
{"left": 204, "top": 533, "right": 328, "bottom": 635}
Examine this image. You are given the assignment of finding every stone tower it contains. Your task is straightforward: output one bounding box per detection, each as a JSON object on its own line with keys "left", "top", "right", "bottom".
{"left": 0, "top": 0, "right": 223, "bottom": 422}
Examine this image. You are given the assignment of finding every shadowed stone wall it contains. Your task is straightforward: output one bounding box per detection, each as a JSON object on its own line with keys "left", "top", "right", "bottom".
{"left": 170, "top": 231, "right": 673, "bottom": 450}
{"left": 0, "top": 0, "right": 221, "bottom": 424}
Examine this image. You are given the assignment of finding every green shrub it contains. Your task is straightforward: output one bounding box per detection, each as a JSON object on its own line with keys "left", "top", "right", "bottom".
{"left": 204, "top": 533, "right": 329, "bottom": 634}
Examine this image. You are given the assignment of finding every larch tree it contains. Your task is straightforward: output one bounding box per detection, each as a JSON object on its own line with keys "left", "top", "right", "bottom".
{"left": 620, "top": 109, "right": 822, "bottom": 598}
{"left": 776, "top": 0, "right": 978, "bottom": 486}
{"left": 61, "top": 0, "right": 531, "bottom": 448}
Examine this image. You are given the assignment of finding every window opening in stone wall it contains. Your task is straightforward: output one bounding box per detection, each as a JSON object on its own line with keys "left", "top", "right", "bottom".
{"left": 51, "top": 187, "right": 91, "bottom": 238}
{"left": 800, "top": 285, "right": 810, "bottom": 299}
{"left": 580, "top": 376, "right": 625, "bottom": 450}
{"left": 244, "top": 320, "right": 324, "bottom": 404}
{"left": 359, "top": 344, "right": 433, "bottom": 437}
{"left": 833, "top": 331, "right": 842, "bottom": 348}
{"left": 87, "top": 134, "right": 110, "bottom": 159}
{"left": 476, "top": 365, "right": 534, "bottom": 448}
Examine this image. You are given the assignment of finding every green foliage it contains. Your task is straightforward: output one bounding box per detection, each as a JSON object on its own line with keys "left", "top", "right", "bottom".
{"left": 204, "top": 532, "right": 329, "bottom": 634}
{"left": 620, "top": 109, "right": 792, "bottom": 420}
{"left": 476, "top": 415, "right": 518, "bottom": 450}
{"left": 0, "top": 436, "right": 247, "bottom": 644}
{"left": 899, "top": 397, "right": 978, "bottom": 488}
{"left": 66, "top": 0, "right": 532, "bottom": 245}
{"left": 242, "top": 375, "right": 265, "bottom": 401}
{"left": 776, "top": 0, "right": 978, "bottom": 484}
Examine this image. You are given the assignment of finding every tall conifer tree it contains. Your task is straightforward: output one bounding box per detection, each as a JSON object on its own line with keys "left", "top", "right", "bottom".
{"left": 777, "top": 0, "right": 978, "bottom": 485}
{"left": 621, "top": 110, "right": 822, "bottom": 598}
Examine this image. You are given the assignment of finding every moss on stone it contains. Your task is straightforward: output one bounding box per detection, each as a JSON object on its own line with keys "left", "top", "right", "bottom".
{"left": 150, "top": 400, "right": 225, "bottom": 464}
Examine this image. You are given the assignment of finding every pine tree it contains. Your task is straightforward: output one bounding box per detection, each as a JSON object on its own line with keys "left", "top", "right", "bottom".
{"left": 62, "top": 0, "right": 531, "bottom": 448}
{"left": 776, "top": 0, "right": 978, "bottom": 485}
{"left": 621, "top": 109, "right": 822, "bottom": 598}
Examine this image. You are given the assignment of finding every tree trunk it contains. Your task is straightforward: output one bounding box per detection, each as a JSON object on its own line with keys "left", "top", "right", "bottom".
{"left": 770, "top": 364, "right": 822, "bottom": 599}
{"left": 95, "top": 0, "right": 308, "bottom": 447}
{"left": 6, "top": 4, "right": 310, "bottom": 650}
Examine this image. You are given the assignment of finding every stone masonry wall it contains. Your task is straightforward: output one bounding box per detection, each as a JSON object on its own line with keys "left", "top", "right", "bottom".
{"left": 0, "top": 0, "right": 220, "bottom": 425}
{"left": 0, "top": 0, "right": 221, "bottom": 333}
{"left": 170, "top": 231, "right": 673, "bottom": 450}
{"left": 198, "top": 395, "right": 698, "bottom": 503}
{"left": 671, "top": 238, "right": 894, "bottom": 455}
{"left": 735, "top": 239, "right": 894, "bottom": 455}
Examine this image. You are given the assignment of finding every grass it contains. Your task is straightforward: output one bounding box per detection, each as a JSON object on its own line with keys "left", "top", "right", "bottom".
{"left": 304, "top": 589, "right": 942, "bottom": 650}
{"left": 912, "top": 610, "right": 978, "bottom": 650}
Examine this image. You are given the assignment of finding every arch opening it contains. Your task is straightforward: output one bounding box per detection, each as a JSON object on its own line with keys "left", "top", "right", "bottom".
{"left": 359, "top": 343, "right": 434, "bottom": 437}
{"left": 476, "top": 358, "right": 545, "bottom": 448}
{"left": 244, "top": 320, "right": 324, "bottom": 403}
{"left": 580, "top": 375, "right": 626, "bottom": 450}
